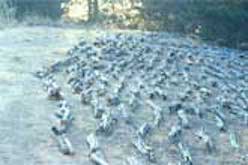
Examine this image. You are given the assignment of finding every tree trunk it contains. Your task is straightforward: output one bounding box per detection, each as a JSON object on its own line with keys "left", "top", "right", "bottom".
{"left": 87, "top": 0, "right": 92, "bottom": 21}
{"left": 92, "top": 0, "right": 98, "bottom": 19}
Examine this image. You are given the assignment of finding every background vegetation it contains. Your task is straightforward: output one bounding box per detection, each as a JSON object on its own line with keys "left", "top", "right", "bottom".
{"left": 142, "top": 0, "right": 248, "bottom": 49}
{"left": 0, "top": 0, "right": 16, "bottom": 26}
{"left": 1, "top": 0, "right": 248, "bottom": 49}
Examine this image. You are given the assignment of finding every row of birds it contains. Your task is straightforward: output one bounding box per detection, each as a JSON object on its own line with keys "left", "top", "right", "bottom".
{"left": 36, "top": 32, "right": 247, "bottom": 164}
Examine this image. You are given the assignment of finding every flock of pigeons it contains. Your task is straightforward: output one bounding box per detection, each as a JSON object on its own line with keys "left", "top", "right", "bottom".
{"left": 35, "top": 32, "right": 248, "bottom": 165}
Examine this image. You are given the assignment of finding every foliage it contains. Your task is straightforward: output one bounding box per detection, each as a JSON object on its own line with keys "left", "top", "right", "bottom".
{"left": 0, "top": 0, "right": 16, "bottom": 25}
{"left": 2, "top": 0, "right": 248, "bottom": 48}
{"left": 142, "top": 0, "right": 248, "bottom": 48}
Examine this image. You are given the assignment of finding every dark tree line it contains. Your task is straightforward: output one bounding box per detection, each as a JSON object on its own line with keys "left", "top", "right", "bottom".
{"left": 141, "top": 0, "right": 248, "bottom": 48}
{"left": 8, "top": 0, "right": 67, "bottom": 19}
{"left": 4, "top": 0, "right": 248, "bottom": 48}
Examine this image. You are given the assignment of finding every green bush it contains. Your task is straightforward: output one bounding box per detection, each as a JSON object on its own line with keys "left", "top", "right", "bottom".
{"left": 142, "top": 0, "right": 248, "bottom": 48}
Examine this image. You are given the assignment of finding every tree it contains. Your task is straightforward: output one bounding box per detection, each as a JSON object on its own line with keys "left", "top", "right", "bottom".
{"left": 87, "top": 0, "right": 99, "bottom": 21}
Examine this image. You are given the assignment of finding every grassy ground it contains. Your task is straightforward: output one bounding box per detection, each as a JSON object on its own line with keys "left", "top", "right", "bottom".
{"left": 0, "top": 25, "right": 247, "bottom": 164}
{"left": 0, "top": 26, "right": 89, "bottom": 165}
